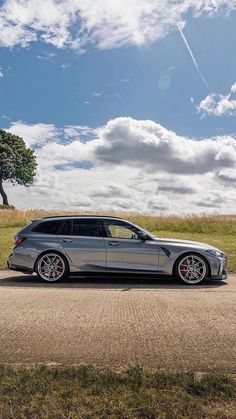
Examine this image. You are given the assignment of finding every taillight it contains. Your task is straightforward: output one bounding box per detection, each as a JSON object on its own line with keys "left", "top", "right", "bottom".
{"left": 15, "top": 237, "right": 26, "bottom": 246}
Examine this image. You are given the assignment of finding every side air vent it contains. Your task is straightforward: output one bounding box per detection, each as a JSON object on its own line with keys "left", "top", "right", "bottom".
{"left": 160, "top": 246, "right": 171, "bottom": 257}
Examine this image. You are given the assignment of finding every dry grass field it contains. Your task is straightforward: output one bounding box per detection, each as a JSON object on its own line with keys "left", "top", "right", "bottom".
{"left": 0, "top": 209, "right": 235, "bottom": 271}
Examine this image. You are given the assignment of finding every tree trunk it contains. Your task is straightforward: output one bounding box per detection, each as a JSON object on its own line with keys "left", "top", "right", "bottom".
{"left": 0, "top": 178, "right": 9, "bottom": 206}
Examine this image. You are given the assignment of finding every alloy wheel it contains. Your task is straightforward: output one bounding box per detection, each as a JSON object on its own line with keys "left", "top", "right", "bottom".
{"left": 177, "top": 255, "right": 207, "bottom": 284}
{"left": 37, "top": 253, "right": 66, "bottom": 282}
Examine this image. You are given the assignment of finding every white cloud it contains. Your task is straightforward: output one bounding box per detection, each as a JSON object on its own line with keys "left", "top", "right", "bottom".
{"left": 231, "top": 82, "right": 236, "bottom": 94}
{"left": 197, "top": 82, "right": 236, "bottom": 117}
{"left": 8, "top": 122, "right": 59, "bottom": 147}
{"left": 0, "top": 1, "right": 236, "bottom": 50}
{"left": 94, "top": 117, "right": 236, "bottom": 174}
{"left": 60, "top": 63, "right": 70, "bottom": 70}
{"left": 217, "top": 168, "right": 236, "bottom": 183}
{"left": 93, "top": 91, "right": 103, "bottom": 97}
{"left": 90, "top": 183, "right": 132, "bottom": 198}
{"left": 195, "top": 190, "right": 227, "bottom": 209}
{"left": 37, "top": 52, "right": 56, "bottom": 61}
{"left": 147, "top": 196, "right": 170, "bottom": 211}
{"left": 3, "top": 116, "right": 236, "bottom": 214}
{"left": 0, "top": 66, "right": 3, "bottom": 78}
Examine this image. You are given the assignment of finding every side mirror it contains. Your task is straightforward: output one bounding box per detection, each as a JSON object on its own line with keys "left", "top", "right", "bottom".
{"left": 137, "top": 231, "right": 148, "bottom": 241}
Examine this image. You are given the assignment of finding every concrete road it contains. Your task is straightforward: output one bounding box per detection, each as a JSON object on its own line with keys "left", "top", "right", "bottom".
{"left": 0, "top": 270, "right": 235, "bottom": 371}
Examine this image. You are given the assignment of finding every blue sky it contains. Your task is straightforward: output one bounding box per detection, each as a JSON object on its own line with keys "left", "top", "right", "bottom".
{"left": 1, "top": 10, "right": 236, "bottom": 137}
{"left": 0, "top": 0, "right": 236, "bottom": 213}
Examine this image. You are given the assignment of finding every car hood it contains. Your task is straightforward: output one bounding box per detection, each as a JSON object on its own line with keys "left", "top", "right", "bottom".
{"left": 153, "top": 236, "right": 221, "bottom": 252}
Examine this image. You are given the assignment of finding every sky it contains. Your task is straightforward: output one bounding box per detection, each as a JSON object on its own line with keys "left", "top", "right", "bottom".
{"left": 0, "top": 0, "right": 236, "bottom": 214}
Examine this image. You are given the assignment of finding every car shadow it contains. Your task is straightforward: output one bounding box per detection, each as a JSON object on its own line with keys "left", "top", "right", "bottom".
{"left": 0, "top": 272, "right": 228, "bottom": 290}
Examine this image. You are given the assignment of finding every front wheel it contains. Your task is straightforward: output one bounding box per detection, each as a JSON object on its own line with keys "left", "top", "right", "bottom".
{"left": 175, "top": 254, "right": 208, "bottom": 285}
{"left": 36, "top": 252, "right": 68, "bottom": 282}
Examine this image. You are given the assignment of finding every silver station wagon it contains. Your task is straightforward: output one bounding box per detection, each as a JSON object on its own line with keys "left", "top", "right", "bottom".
{"left": 8, "top": 215, "right": 227, "bottom": 285}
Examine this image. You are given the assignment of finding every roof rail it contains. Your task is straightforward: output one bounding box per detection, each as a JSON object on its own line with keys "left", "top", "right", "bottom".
{"left": 41, "top": 215, "right": 123, "bottom": 219}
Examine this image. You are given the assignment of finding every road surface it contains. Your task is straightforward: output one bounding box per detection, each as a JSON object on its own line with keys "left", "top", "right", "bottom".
{"left": 0, "top": 270, "right": 235, "bottom": 371}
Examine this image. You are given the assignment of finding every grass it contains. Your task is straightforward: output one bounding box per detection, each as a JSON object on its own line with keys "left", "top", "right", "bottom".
{"left": 0, "top": 365, "right": 235, "bottom": 418}
{"left": 0, "top": 209, "right": 236, "bottom": 271}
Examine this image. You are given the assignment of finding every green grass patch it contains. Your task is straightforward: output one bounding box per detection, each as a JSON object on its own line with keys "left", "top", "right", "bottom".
{"left": 0, "top": 365, "right": 235, "bottom": 418}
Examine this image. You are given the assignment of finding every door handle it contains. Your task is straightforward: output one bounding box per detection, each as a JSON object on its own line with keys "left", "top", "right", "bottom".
{"left": 63, "top": 239, "right": 73, "bottom": 243}
{"left": 108, "top": 241, "right": 119, "bottom": 246}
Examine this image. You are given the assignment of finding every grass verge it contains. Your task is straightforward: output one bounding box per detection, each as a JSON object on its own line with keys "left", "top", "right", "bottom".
{"left": 0, "top": 210, "right": 235, "bottom": 271}
{"left": 0, "top": 365, "right": 235, "bottom": 418}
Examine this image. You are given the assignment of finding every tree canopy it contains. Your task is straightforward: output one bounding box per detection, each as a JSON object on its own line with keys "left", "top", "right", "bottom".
{"left": 0, "top": 130, "right": 37, "bottom": 206}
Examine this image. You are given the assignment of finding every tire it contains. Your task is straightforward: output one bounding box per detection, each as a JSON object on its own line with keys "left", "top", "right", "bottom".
{"left": 36, "top": 252, "right": 68, "bottom": 283}
{"left": 175, "top": 253, "right": 208, "bottom": 285}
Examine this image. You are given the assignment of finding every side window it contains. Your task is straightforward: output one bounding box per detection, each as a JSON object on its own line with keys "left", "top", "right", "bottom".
{"left": 103, "top": 220, "right": 139, "bottom": 239}
{"left": 72, "top": 219, "right": 99, "bottom": 237}
{"left": 32, "top": 220, "right": 62, "bottom": 234}
{"left": 59, "top": 220, "right": 72, "bottom": 235}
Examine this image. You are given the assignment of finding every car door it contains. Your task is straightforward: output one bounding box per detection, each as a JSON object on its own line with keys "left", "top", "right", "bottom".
{"left": 102, "top": 219, "right": 159, "bottom": 272}
{"left": 59, "top": 218, "right": 106, "bottom": 271}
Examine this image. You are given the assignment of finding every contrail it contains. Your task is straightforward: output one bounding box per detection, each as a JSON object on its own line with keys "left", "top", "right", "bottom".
{"left": 177, "top": 24, "right": 209, "bottom": 89}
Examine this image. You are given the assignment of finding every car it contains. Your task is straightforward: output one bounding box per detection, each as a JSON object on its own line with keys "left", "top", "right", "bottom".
{"left": 7, "top": 215, "right": 227, "bottom": 285}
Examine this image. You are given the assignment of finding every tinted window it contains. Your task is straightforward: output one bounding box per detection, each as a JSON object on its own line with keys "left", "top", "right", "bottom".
{"left": 59, "top": 220, "right": 72, "bottom": 235}
{"left": 103, "top": 220, "right": 139, "bottom": 239}
{"left": 72, "top": 219, "right": 99, "bottom": 237}
{"left": 32, "top": 220, "right": 62, "bottom": 234}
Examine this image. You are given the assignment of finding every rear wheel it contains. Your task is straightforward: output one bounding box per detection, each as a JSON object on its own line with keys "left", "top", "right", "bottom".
{"left": 36, "top": 252, "right": 68, "bottom": 282}
{"left": 176, "top": 254, "right": 208, "bottom": 285}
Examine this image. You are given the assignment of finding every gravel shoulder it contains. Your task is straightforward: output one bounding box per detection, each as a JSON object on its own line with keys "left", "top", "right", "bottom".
{"left": 0, "top": 270, "right": 235, "bottom": 371}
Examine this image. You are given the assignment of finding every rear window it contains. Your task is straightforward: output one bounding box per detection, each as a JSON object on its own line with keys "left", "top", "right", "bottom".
{"left": 32, "top": 220, "right": 62, "bottom": 234}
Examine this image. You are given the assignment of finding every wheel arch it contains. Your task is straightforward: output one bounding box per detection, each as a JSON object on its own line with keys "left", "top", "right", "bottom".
{"left": 33, "top": 249, "right": 70, "bottom": 273}
{"left": 172, "top": 251, "right": 211, "bottom": 279}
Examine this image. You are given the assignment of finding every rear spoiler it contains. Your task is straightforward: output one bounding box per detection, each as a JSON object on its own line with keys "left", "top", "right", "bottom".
{"left": 30, "top": 219, "right": 39, "bottom": 222}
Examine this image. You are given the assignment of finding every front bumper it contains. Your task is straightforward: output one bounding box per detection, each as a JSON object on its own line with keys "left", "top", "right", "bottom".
{"left": 210, "top": 255, "right": 228, "bottom": 280}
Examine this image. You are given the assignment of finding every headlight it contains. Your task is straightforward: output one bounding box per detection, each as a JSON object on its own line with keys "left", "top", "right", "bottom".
{"left": 205, "top": 249, "right": 224, "bottom": 258}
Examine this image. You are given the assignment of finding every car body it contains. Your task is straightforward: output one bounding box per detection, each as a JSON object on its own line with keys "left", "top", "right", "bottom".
{"left": 7, "top": 215, "right": 227, "bottom": 285}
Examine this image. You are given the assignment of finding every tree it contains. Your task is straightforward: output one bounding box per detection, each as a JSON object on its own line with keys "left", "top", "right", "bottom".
{"left": 0, "top": 130, "right": 37, "bottom": 206}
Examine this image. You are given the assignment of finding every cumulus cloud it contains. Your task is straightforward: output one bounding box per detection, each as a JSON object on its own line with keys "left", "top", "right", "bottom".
{"left": 4, "top": 116, "right": 236, "bottom": 213}
{"left": 90, "top": 183, "right": 132, "bottom": 199}
{"left": 216, "top": 168, "right": 236, "bottom": 184}
{"left": 197, "top": 82, "right": 236, "bottom": 117}
{"left": 147, "top": 196, "right": 170, "bottom": 211}
{"left": 195, "top": 191, "right": 226, "bottom": 208}
{"left": 0, "top": 0, "right": 236, "bottom": 50}
{"left": 11, "top": 117, "right": 236, "bottom": 176}
{"left": 95, "top": 117, "right": 236, "bottom": 174}
{"left": 158, "top": 184, "right": 195, "bottom": 195}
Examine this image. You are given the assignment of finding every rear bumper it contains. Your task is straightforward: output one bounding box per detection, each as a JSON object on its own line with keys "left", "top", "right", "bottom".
{"left": 7, "top": 261, "right": 33, "bottom": 273}
{"left": 7, "top": 253, "right": 33, "bottom": 273}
